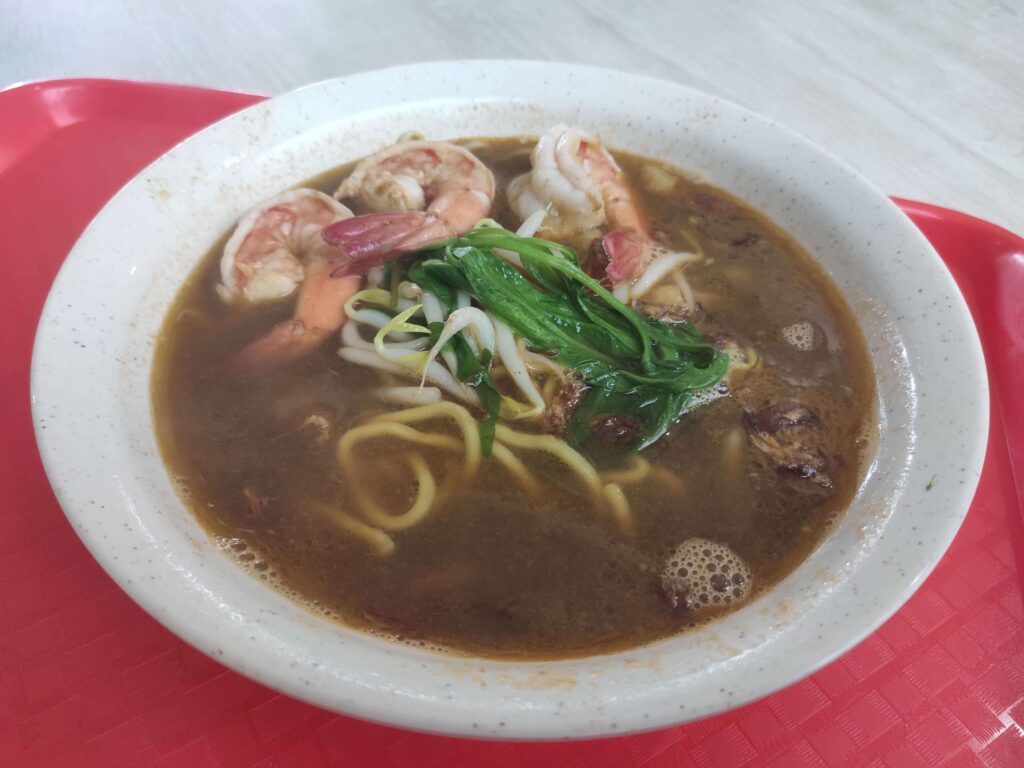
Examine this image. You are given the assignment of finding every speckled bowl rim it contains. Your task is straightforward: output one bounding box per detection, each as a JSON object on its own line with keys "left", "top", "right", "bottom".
{"left": 31, "top": 61, "right": 988, "bottom": 739}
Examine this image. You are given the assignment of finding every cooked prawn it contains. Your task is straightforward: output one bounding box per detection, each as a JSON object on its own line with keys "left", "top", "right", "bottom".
{"left": 232, "top": 264, "right": 361, "bottom": 369}
{"left": 218, "top": 189, "right": 351, "bottom": 302}
{"left": 507, "top": 125, "right": 670, "bottom": 285}
{"left": 217, "top": 189, "right": 361, "bottom": 370}
{"left": 324, "top": 139, "right": 495, "bottom": 274}
{"left": 507, "top": 125, "right": 643, "bottom": 239}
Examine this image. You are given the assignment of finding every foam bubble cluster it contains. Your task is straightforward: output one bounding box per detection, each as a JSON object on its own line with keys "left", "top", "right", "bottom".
{"left": 780, "top": 321, "right": 820, "bottom": 351}
{"left": 662, "top": 538, "right": 753, "bottom": 611}
{"left": 686, "top": 383, "right": 728, "bottom": 412}
{"left": 218, "top": 536, "right": 456, "bottom": 655}
{"left": 171, "top": 476, "right": 193, "bottom": 504}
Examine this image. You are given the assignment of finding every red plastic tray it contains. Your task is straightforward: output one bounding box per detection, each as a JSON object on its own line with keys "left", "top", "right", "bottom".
{"left": 2, "top": 79, "right": 1022, "bottom": 768}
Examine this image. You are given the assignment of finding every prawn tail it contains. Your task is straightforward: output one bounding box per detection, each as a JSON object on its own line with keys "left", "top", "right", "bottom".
{"left": 323, "top": 211, "right": 427, "bottom": 275}
{"left": 229, "top": 268, "right": 357, "bottom": 372}
{"left": 230, "top": 320, "right": 334, "bottom": 372}
{"left": 602, "top": 228, "right": 652, "bottom": 284}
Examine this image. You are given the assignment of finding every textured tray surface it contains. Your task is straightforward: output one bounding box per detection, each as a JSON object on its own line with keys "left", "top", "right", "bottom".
{"left": 1, "top": 79, "right": 1022, "bottom": 767}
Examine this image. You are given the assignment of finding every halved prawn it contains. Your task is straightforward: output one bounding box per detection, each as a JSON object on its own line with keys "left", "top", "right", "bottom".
{"left": 507, "top": 125, "right": 668, "bottom": 285}
{"left": 218, "top": 188, "right": 359, "bottom": 370}
{"left": 324, "top": 139, "right": 495, "bottom": 274}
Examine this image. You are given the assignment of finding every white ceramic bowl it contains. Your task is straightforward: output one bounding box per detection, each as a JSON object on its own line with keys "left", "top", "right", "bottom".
{"left": 31, "top": 61, "right": 987, "bottom": 739}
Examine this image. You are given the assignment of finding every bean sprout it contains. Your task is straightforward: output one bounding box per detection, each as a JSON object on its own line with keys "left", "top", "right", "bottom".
{"left": 421, "top": 307, "right": 495, "bottom": 386}
{"left": 420, "top": 291, "right": 459, "bottom": 374}
{"left": 344, "top": 289, "right": 420, "bottom": 332}
{"left": 342, "top": 321, "right": 427, "bottom": 352}
{"left": 630, "top": 252, "right": 700, "bottom": 300}
{"left": 338, "top": 346, "right": 477, "bottom": 405}
{"left": 520, "top": 342, "right": 566, "bottom": 378}
{"left": 373, "top": 305, "right": 430, "bottom": 363}
{"left": 492, "top": 316, "right": 545, "bottom": 418}
{"left": 375, "top": 386, "right": 443, "bottom": 407}
{"left": 673, "top": 270, "right": 696, "bottom": 311}
{"left": 516, "top": 208, "right": 548, "bottom": 238}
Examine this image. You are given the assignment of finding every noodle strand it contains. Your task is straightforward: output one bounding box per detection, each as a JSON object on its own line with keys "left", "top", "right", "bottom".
{"left": 307, "top": 500, "right": 395, "bottom": 556}
{"left": 599, "top": 456, "right": 651, "bottom": 485}
{"left": 493, "top": 425, "right": 602, "bottom": 496}
{"left": 332, "top": 402, "right": 638, "bottom": 546}
{"left": 491, "top": 443, "right": 539, "bottom": 494}
{"left": 602, "top": 483, "right": 632, "bottom": 532}
{"left": 353, "top": 452, "right": 437, "bottom": 531}
{"left": 374, "top": 402, "right": 481, "bottom": 479}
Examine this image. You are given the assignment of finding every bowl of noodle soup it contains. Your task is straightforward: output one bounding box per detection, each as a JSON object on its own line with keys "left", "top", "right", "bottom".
{"left": 31, "top": 61, "right": 987, "bottom": 738}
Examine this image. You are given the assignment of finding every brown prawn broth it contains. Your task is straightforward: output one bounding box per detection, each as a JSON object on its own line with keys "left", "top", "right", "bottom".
{"left": 153, "top": 138, "right": 876, "bottom": 659}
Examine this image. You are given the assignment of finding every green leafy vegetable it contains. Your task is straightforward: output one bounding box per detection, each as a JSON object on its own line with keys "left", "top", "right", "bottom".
{"left": 417, "top": 226, "right": 728, "bottom": 463}
{"left": 409, "top": 260, "right": 467, "bottom": 314}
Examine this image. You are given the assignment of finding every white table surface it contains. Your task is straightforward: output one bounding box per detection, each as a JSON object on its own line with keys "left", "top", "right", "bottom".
{"left": 4, "top": 0, "right": 1022, "bottom": 233}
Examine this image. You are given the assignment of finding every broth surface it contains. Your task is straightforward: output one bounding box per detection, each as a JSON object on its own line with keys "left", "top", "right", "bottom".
{"left": 154, "top": 138, "right": 876, "bottom": 658}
